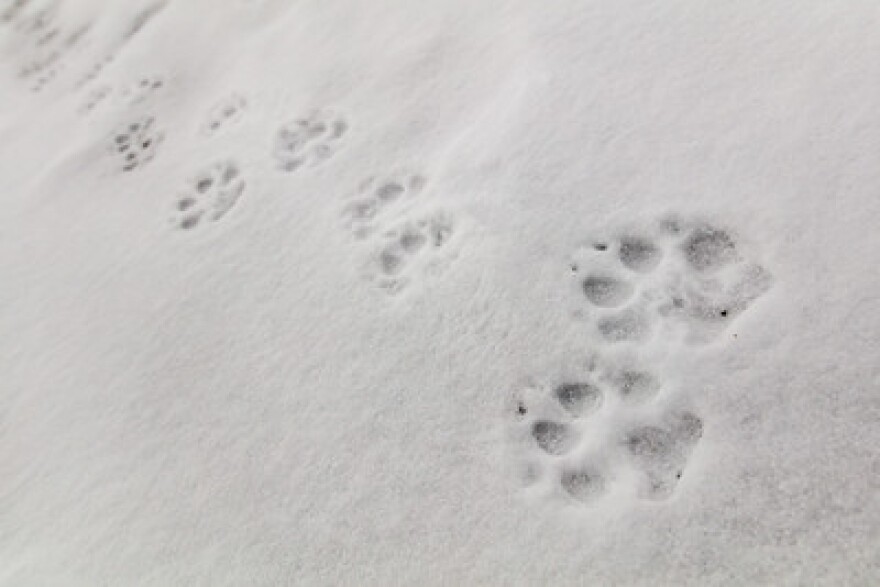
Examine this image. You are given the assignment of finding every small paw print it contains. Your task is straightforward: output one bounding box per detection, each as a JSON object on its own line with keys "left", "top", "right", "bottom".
{"left": 273, "top": 109, "right": 348, "bottom": 172}
{"left": 79, "top": 84, "right": 112, "bottom": 115}
{"left": 120, "top": 75, "right": 165, "bottom": 105}
{"left": 365, "top": 211, "right": 457, "bottom": 295}
{"left": 341, "top": 173, "right": 427, "bottom": 239}
{"left": 201, "top": 92, "right": 247, "bottom": 136}
{"left": 111, "top": 116, "right": 163, "bottom": 172}
{"left": 169, "top": 160, "right": 246, "bottom": 231}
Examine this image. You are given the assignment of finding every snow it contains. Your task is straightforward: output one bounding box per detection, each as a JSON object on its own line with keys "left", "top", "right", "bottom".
{"left": 1, "top": 0, "right": 878, "bottom": 584}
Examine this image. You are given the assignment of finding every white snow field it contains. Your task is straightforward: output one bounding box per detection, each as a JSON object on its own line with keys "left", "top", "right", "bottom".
{"left": 0, "top": 0, "right": 878, "bottom": 584}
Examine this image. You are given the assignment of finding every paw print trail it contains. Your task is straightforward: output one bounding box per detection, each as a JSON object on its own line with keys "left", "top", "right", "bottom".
{"left": 503, "top": 215, "right": 773, "bottom": 509}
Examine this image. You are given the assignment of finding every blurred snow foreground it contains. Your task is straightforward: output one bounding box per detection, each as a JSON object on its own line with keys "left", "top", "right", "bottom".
{"left": 0, "top": 0, "right": 877, "bottom": 585}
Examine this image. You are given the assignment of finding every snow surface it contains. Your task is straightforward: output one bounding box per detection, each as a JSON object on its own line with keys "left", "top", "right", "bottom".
{"left": 1, "top": 0, "right": 878, "bottom": 584}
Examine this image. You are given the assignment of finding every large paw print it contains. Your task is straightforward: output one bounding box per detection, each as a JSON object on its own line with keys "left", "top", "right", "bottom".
{"left": 273, "top": 109, "right": 348, "bottom": 172}
{"left": 505, "top": 364, "right": 702, "bottom": 505}
{"left": 362, "top": 210, "right": 457, "bottom": 295}
{"left": 340, "top": 173, "right": 427, "bottom": 239}
{"left": 570, "top": 217, "right": 773, "bottom": 345}
{"left": 169, "top": 160, "right": 246, "bottom": 231}
{"left": 111, "top": 116, "right": 163, "bottom": 172}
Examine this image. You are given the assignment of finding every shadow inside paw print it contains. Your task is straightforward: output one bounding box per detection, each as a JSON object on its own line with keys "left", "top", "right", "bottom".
{"left": 170, "top": 160, "right": 246, "bottom": 231}
{"left": 274, "top": 109, "right": 348, "bottom": 172}
{"left": 554, "top": 382, "right": 603, "bottom": 417}
{"left": 560, "top": 466, "right": 606, "bottom": 503}
{"left": 597, "top": 307, "right": 652, "bottom": 343}
{"left": 611, "top": 368, "right": 660, "bottom": 404}
{"left": 682, "top": 224, "right": 739, "bottom": 272}
{"left": 532, "top": 420, "right": 579, "bottom": 455}
{"left": 623, "top": 410, "right": 703, "bottom": 500}
{"left": 619, "top": 235, "right": 662, "bottom": 272}
{"left": 582, "top": 274, "right": 634, "bottom": 308}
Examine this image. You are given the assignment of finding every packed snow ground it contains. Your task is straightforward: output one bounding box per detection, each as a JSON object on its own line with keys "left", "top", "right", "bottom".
{"left": 0, "top": 0, "right": 878, "bottom": 585}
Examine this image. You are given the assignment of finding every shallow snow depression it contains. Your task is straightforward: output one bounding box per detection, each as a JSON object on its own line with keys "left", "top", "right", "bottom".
{"left": 0, "top": 0, "right": 877, "bottom": 585}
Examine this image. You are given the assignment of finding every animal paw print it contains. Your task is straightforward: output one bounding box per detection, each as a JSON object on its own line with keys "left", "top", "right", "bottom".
{"left": 570, "top": 217, "right": 773, "bottom": 345}
{"left": 11, "top": 5, "right": 91, "bottom": 93}
{"left": 340, "top": 173, "right": 427, "bottom": 239}
{"left": 18, "top": 45, "right": 63, "bottom": 92}
{"left": 111, "top": 116, "right": 163, "bottom": 172}
{"left": 79, "top": 84, "right": 112, "bottom": 115}
{"left": 25, "top": 57, "right": 61, "bottom": 92}
{"left": 74, "top": 3, "right": 166, "bottom": 88}
{"left": 200, "top": 92, "right": 247, "bottom": 136}
{"left": 120, "top": 75, "right": 165, "bottom": 105}
{"left": 77, "top": 57, "right": 111, "bottom": 88}
{"left": 169, "top": 160, "right": 246, "bottom": 231}
{"left": 363, "top": 210, "right": 457, "bottom": 295}
{"left": 505, "top": 364, "right": 702, "bottom": 505}
{"left": 273, "top": 109, "right": 348, "bottom": 172}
